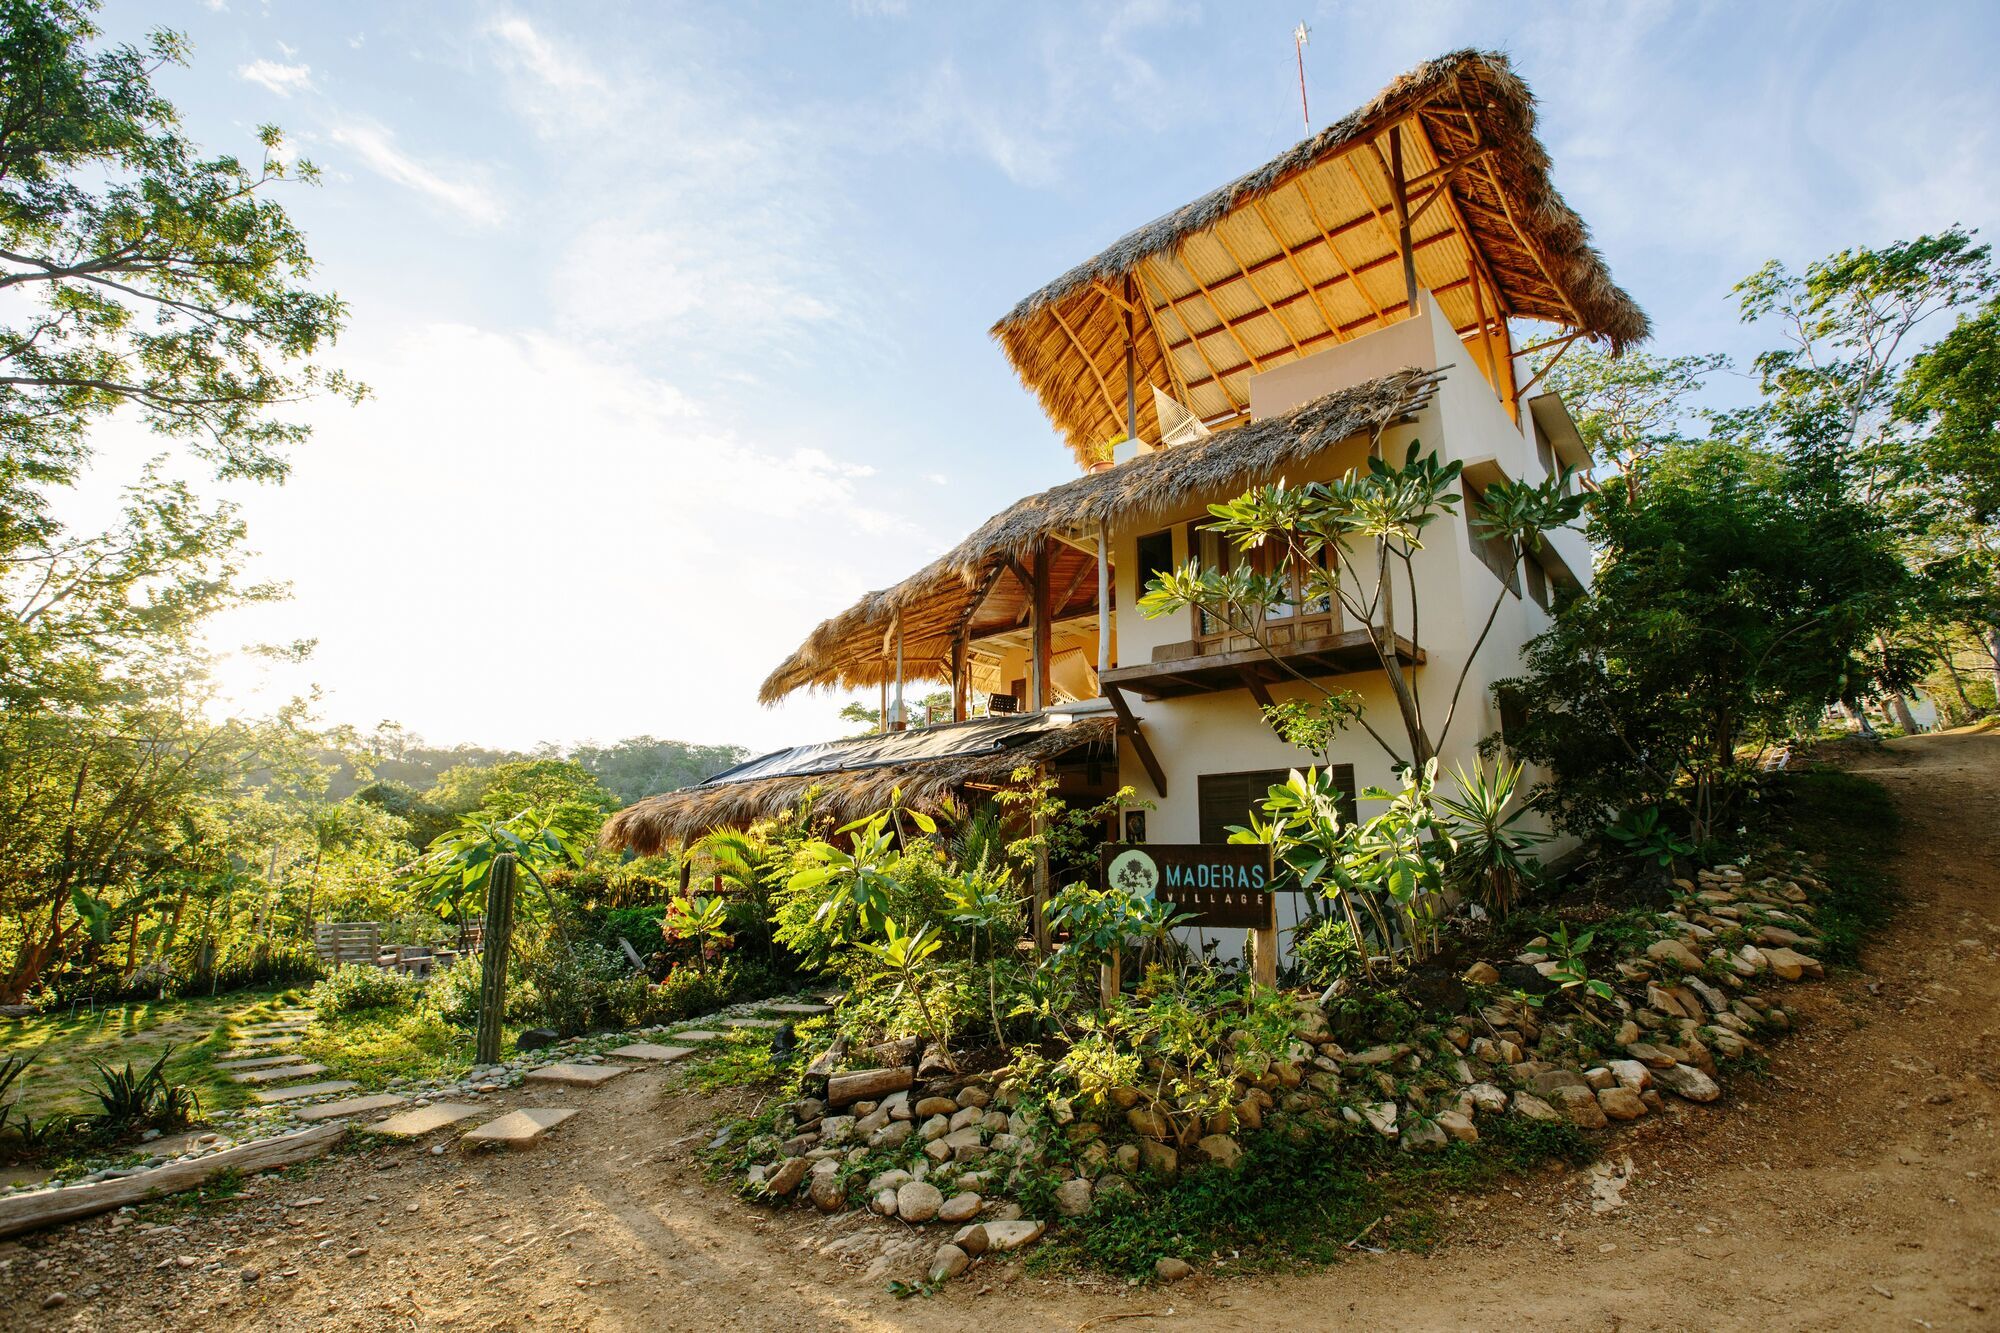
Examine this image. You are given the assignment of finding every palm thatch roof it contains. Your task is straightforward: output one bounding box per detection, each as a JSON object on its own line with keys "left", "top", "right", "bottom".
{"left": 757, "top": 365, "right": 1443, "bottom": 706}
{"left": 992, "top": 49, "right": 1648, "bottom": 466}
{"left": 601, "top": 712, "right": 1115, "bottom": 852}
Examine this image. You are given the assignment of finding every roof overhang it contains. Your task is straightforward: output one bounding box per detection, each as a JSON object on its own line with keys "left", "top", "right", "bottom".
{"left": 1526, "top": 391, "right": 1592, "bottom": 473}
{"left": 990, "top": 49, "right": 1647, "bottom": 468}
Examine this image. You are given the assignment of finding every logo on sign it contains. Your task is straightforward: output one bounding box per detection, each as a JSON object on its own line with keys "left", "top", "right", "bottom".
{"left": 1107, "top": 848, "right": 1160, "bottom": 895}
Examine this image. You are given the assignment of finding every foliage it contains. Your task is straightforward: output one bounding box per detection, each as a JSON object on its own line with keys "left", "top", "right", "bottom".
{"left": 83, "top": 1043, "right": 198, "bottom": 1131}
{"left": 1604, "top": 808, "right": 1695, "bottom": 868}
{"left": 309, "top": 963, "right": 418, "bottom": 1018}
{"left": 1495, "top": 444, "right": 1917, "bottom": 840}
{"left": 399, "top": 805, "right": 580, "bottom": 926}
{"left": 1289, "top": 916, "right": 1362, "bottom": 988}
{"left": 1534, "top": 925, "right": 1614, "bottom": 1008}
{"left": 1536, "top": 346, "right": 1728, "bottom": 481}
{"left": 1140, "top": 441, "right": 1585, "bottom": 768}
{"left": 663, "top": 894, "right": 731, "bottom": 978}
{"left": 1434, "top": 759, "right": 1546, "bottom": 918}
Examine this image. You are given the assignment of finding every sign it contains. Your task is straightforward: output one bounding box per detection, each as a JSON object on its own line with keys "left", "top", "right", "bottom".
{"left": 1099, "top": 843, "right": 1275, "bottom": 930}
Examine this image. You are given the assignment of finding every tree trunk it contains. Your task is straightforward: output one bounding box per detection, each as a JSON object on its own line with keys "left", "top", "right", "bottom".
{"left": 1885, "top": 691, "right": 1918, "bottom": 734}
{"left": 1985, "top": 627, "right": 2000, "bottom": 704}
{"left": 475, "top": 853, "right": 518, "bottom": 1065}
{"left": 1841, "top": 701, "right": 1879, "bottom": 739}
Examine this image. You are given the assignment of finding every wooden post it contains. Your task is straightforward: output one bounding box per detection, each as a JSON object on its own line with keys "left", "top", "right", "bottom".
{"left": 1096, "top": 523, "right": 1110, "bottom": 684}
{"left": 475, "top": 852, "right": 517, "bottom": 1065}
{"left": 1389, "top": 124, "right": 1418, "bottom": 313}
{"left": 951, "top": 630, "right": 968, "bottom": 722}
{"left": 1250, "top": 924, "right": 1278, "bottom": 988}
{"left": 1099, "top": 944, "right": 1121, "bottom": 1009}
{"left": 892, "top": 615, "right": 905, "bottom": 731}
{"left": 1029, "top": 543, "right": 1051, "bottom": 712}
{"left": 1032, "top": 763, "right": 1051, "bottom": 956}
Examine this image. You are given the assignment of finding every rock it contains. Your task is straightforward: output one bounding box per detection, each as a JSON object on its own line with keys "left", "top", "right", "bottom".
{"left": 808, "top": 1172, "right": 846, "bottom": 1212}
{"left": 1553, "top": 1085, "right": 1609, "bottom": 1128}
{"left": 868, "top": 1120, "right": 914, "bottom": 1150}
{"left": 1138, "top": 1140, "right": 1179, "bottom": 1177}
{"left": 817, "top": 1115, "right": 855, "bottom": 1145}
{"left": 952, "top": 1223, "right": 989, "bottom": 1255}
{"left": 1095, "top": 1174, "right": 1136, "bottom": 1202}
{"left": 914, "top": 1095, "right": 958, "bottom": 1118}
{"left": 1530, "top": 1069, "right": 1589, "bottom": 1098}
{"left": 929, "top": 1243, "right": 970, "bottom": 1282}
{"left": 1437, "top": 1109, "right": 1478, "bottom": 1142}
{"left": 956, "top": 1084, "right": 993, "bottom": 1109}
{"left": 515, "top": 1028, "right": 559, "bottom": 1052}
{"left": 1345, "top": 1044, "right": 1403, "bottom": 1065}
{"left": 1126, "top": 1107, "right": 1169, "bottom": 1139}
{"left": 1196, "top": 1133, "right": 1243, "bottom": 1168}
{"left": 948, "top": 1104, "right": 985, "bottom": 1132}
{"left": 1606, "top": 1059, "right": 1652, "bottom": 1091}
{"left": 1462, "top": 961, "right": 1500, "bottom": 985}
{"left": 867, "top": 1167, "right": 911, "bottom": 1193}
{"left": 1625, "top": 1042, "right": 1679, "bottom": 1069}
{"left": 1653, "top": 1063, "right": 1721, "bottom": 1103}
{"left": 1614, "top": 1019, "right": 1642, "bottom": 1045}
{"left": 939, "top": 1192, "right": 982, "bottom": 1223}
{"left": 1466, "top": 1082, "right": 1508, "bottom": 1115}
{"left": 870, "top": 1187, "right": 899, "bottom": 1216}
{"left": 1511, "top": 1093, "right": 1562, "bottom": 1122}
{"left": 853, "top": 1106, "right": 891, "bottom": 1136}
{"left": 1761, "top": 946, "right": 1822, "bottom": 981}
{"left": 1114, "top": 1144, "right": 1140, "bottom": 1173}
{"left": 1234, "top": 1095, "right": 1264, "bottom": 1130}
{"left": 983, "top": 1219, "right": 1047, "bottom": 1252}
{"left": 1402, "top": 1118, "right": 1449, "bottom": 1152}
{"left": 1155, "top": 1257, "right": 1194, "bottom": 1282}
{"left": 1597, "top": 1086, "right": 1647, "bottom": 1120}
{"left": 897, "top": 1180, "right": 944, "bottom": 1223}
{"left": 766, "top": 1157, "right": 808, "bottom": 1197}
{"left": 942, "top": 1126, "right": 984, "bottom": 1153}
{"left": 1646, "top": 938, "right": 1703, "bottom": 971}
{"left": 1054, "top": 1177, "right": 1094, "bottom": 1216}
{"left": 1362, "top": 1102, "right": 1398, "bottom": 1137}
{"left": 919, "top": 1114, "right": 950, "bottom": 1142}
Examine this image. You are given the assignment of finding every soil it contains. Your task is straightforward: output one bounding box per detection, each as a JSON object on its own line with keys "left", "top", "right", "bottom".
{"left": 3, "top": 731, "right": 1996, "bottom": 1331}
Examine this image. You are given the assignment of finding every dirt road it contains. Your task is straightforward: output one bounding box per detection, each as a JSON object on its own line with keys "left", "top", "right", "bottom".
{"left": 5, "top": 732, "right": 1996, "bottom": 1331}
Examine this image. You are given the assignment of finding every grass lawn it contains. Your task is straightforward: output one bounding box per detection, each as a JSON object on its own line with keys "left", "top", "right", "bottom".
{"left": 0, "top": 988, "right": 311, "bottom": 1124}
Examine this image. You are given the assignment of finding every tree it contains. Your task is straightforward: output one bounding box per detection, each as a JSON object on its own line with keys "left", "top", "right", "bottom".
{"left": 0, "top": 0, "right": 361, "bottom": 526}
{"left": 1140, "top": 439, "right": 1584, "bottom": 769}
{"left": 1494, "top": 444, "right": 1916, "bottom": 841}
{"left": 1537, "top": 345, "right": 1726, "bottom": 484}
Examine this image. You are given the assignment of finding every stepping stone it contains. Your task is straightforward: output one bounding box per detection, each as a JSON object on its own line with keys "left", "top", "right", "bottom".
{"left": 721, "top": 1017, "right": 786, "bottom": 1029}
{"left": 215, "top": 1054, "right": 310, "bottom": 1071}
{"left": 225, "top": 1036, "right": 298, "bottom": 1051}
{"left": 231, "top": 1062, "right": 328, "bottom": 1085}
{"left": 238, "top": 1023, "right": 310, "bottom": 1035}
{"left": 253, "top": 1079, "right": 359, "bottom": 1104}
{"left": 606, "top": 1043, "right": 692, "bottom": 1063}
{"left": 670, "top": 1030, "right": 725, "bottom": 1042}
{"left": 764, "top": 1003, "right": 831, "bottom": 1016}
{"left": 461, "top": 1107, "right": 577, "bottom": 1149}
{"left": 364, "top": 1103, "right": 487, "bottom": 1138}
{"left": 523, "top": 1062, "right": 628, "bottom": 1088}
{"left": 294, "top": 1093, "right": 408, "bottom": 1122}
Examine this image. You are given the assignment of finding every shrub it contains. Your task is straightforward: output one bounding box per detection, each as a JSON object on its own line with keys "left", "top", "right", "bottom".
{"left": 422, "top": 954, "right": 485, "bottom": 1028}
{"left": 517, "top": 939, "right": 626, "bottom": 1037}
{"left": 1291, "top": 916, "right": 1362, "bottom": 988}
{"left": 310, "top": 964, "right": 420, "bottom": 1018}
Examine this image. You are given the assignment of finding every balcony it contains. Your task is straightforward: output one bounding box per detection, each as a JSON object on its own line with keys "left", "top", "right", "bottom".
{"left": 1100, "top": 626, "right": 1424, "bottom": 701}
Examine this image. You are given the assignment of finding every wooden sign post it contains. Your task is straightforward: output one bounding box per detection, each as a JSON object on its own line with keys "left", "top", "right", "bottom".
{"left": 1101, "top": 843, "right": 1278, "bottom": 987}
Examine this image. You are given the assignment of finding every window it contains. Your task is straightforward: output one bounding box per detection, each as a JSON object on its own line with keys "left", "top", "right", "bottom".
{"left": 1198, "top": 766, "right": 1357, "bottom": 845}
{"left": 1533, "top": 421, "right": 1556, "bottom": 478}
{"left": 1186, "top": 522, "right": 1339, "bottom": 652}
{"left": 1523, "top": 554, "right": 1549, "bottom": 610}
{"left": 1462, "top": 486, "right": 1522, "bottom": 595}
{"left": 1134, "top": 529, "right": 1175, "bottom": 597}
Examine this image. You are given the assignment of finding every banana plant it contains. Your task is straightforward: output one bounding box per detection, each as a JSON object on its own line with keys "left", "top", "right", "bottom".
{"left": 854, "top": 918, "right": 952, "bottom": 1070}
{"left": 664, "top": 894, "right": 731, "bottom": 978}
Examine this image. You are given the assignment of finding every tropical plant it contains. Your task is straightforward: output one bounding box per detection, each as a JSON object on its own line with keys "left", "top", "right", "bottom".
{"left": 853, "top": 919, "right": 951, "bottom": 1067}
{"left": 1536, "top": 925, "right": 1615, "bottom": 1012}
{"left": 84, "top": 1043, "right": 198, "bottom": 1130}
{"left": 1604, "top": 808, "right": 1696, "bottom": 868}
{"left": 663, "top": 894, "right": 731, "bottom": 979}
{"left": 1435, "top": 759, "right": 1546, "bottom": 918}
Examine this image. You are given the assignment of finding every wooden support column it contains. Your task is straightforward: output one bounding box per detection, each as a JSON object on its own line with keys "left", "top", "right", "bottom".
{"left": 1029, "top": 543, "right": 1051, "bottom": 712}
{"left": 951, "top": 631, "right": 968, "bottom": 722}
{"left": 1032, "top": 761, "right": 1051, "bottom": 956}
{"left": 1389, "top": 125, "right": 1418, "bottom": 313}
{"left": 1096, "top": 524, "right": 1111, "bottom": 685}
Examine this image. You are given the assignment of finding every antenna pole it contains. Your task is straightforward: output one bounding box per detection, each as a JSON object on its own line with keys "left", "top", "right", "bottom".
{"left": 1294, "top": 23, "right": 1310, "bottom": 133}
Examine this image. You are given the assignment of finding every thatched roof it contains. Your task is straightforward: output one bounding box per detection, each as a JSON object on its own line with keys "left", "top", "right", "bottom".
{"left": 601, "top": 711, "right": 1115, "bottom": 852}
{"left": 757, "top": 365, "right": 1443, "bottom": 705}
{"left": 992, "top": 49, "right": 1648, "bottom": 465}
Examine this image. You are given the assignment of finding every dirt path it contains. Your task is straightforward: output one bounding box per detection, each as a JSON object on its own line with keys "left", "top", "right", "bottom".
{"left": 5, "top": 732, "right": 1997, "bottom": 1331}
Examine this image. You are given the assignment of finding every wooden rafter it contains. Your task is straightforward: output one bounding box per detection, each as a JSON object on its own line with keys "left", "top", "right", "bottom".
{"left": 1139, "top": 257, "right": 1237, "bottom": 406}
{"left": 1444, "top": 82, "right": 1585, "bottom": 329}
{"left": 1130, "top": 263, "right": 1197, "bottom": 418}
{"left": 1294, "top": 174, "right": 1389, "bottom": 329}
{"left": 1250, "top": 196, "right": 1345, "bottom": 345}
{"left": 1209, "top": 221, "right": 1306, "bottom": 354}
{"left": 1046, "top": 299, "right": 1125, "bottom": 427}
{"left": 1158, "top": 244, "right": 1269, "bottom": 378}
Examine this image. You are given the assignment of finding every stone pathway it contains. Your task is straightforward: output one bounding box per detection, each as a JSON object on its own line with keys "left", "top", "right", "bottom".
{"left": 252, "top": 1079, "right": 358, "bottom": 1105}
{"left": 461, "top": 1107, "right": 576, "bottom": 1149}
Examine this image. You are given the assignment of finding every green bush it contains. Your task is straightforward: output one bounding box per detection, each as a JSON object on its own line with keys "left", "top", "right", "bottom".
{"left": 1291, "top": 916, "right": 1362, "bottom": 988}
{"left": 518, "top": 940, "right": 626, "bottom": 1037}
{"left": 421, "top": 955, "right": 486, "bottom": 1028}
{"left": 310, "top": 964, "right": 420, "bottom": 1018}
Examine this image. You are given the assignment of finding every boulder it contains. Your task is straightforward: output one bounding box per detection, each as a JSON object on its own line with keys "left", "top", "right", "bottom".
{"left": 1362, "top": 1102, "right": 1399, "bottom": 1137}
{"left": 1436, "top": 1110, "right": 1479, "bottom": 1143}
{"left": 1196, "top": 1134, "right": 1243, "bottom": 1168}
{"left": 515, "top": 1028, "right": 559, "bottom": 1053}
{"left": 952, "top": 1223, "right": 990, "bottom": 1256}
{"left": 1467, "top": 1083, "right": 1509, "bottom": 1115}
{"left": 914, "top": 1096, "right": 958, "bottom": 1118}
{"left": 1653, "top": 1063, "right": 1721, "bottom": 1103}
{"left": 808, "top": 1172, "right": 846, "bottom": 1213}
{"left": 1511, "top": 1093, "right": 1562, "bottom": 1122}
{"left": 1126, "top": 1107, "right": 1170, "bottom": 1140}
{"left": 868, "top": 1120, "right": 914, "bottom": 1150}
{"left": 1553, "top": 1085, "right": 1609, "bottom": 1129}
{"left": 1597, "top": 1086, "right": 1647, "bottom": 1120}
{"left": 956, "top": 1084, "right": 993, "bottom": 1109}
{"left": 1155, "top": 1257, "right": 1194, "bottom": 1282}
{"left": 982, "top": 1220, "right": 1047, "bottom": 1252}
{"left": 870, "top": 1187, "right": 899, "bottom": 1216}
{"left": 1625, "top": 1042, "right": 1679, "bottom": 1069}
{"left": 1402, "top": 1118, "right": 1448, "bottom": 1152}
{"left": 866, "top": 1167, "right": 911, "bottom": 1194}
{"left": 1461, "top": 961, "right": 1501, "bottom": 985}
{"left": 929, "top": 1243, "right": 970, "bottom": 1282}
{"left": 1761, "top": 946, "right": 1822, "bottom": 981}
{"left": 765, "top": 1157, "right": 808, "bottom": 1197}
{"left": 939, "top": 1192, "right": 983, "bottom": 1224}
{"left": 1606, "top": 1059, "right": 1652, "bottom": 1092}
{"left": 1645, "top": 938, "right": 1703, "bottom": 971}
{"left": 1138, "top": 1140, "right": 1179, "bottom": 1177}
{"left": 896, "top": 1181, "right": 944, "bottom": 1223}
{"left": 1054, "top": 1177, "right": 1094, "bottom": 1217}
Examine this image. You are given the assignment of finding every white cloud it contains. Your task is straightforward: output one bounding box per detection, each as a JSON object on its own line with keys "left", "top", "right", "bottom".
{"left": 238, "top": 58, "right": 315, "bottom": 98}
{"left": 202, "top": 322, "right": 917, "bottom": 752}
{"left": 328, "top": 122, "right": 505, "bottom": 227}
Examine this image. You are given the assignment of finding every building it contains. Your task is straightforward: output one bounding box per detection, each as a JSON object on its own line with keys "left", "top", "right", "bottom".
{"left": 605, "top": 50, "right": 1645, "bottom": 956}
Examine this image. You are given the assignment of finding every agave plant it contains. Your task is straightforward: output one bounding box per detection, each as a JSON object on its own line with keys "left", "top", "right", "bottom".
{"left": 1436, "top": 759, "right": 1548, "bottom": 919}
{"left": 85, "top": 1042, "right": 200, "bottom": 1131}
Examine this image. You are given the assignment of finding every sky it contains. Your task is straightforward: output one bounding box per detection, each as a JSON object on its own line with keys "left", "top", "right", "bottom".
{"left": 81, "top": 0, "right": 2000, "bottom": 756}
